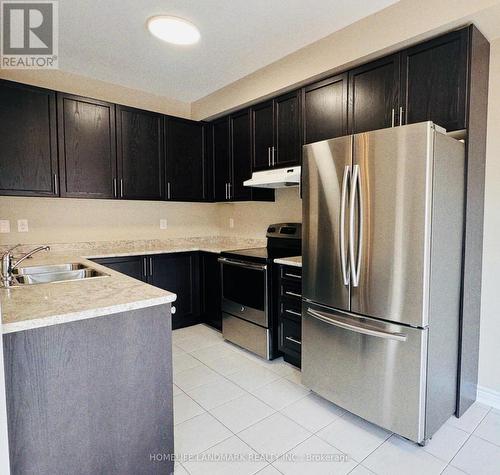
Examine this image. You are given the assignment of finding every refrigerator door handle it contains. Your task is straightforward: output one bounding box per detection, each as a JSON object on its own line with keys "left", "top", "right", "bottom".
{"left": 340, "top": 165, "right": 351, "bottom": 286}
{"left": 306, "top": 307, "right": 408, "bottom": 342}
{"left": 349, "top": 164, "right": 363, "bottom": 287}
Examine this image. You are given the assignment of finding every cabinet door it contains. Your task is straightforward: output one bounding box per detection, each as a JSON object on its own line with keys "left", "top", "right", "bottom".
{"left": 401, "top": 29, "right": 468, "bottom": 131}
{"left": 230, "top": 109, "right": 252, "bottom": 201}
{"left": 275, "top": 91, "right": 301, "bottom": 167}
{"left": 200, "top": 252, "right": 222, "bottom": 331}
{"left": 57, "top": 94, "right": 117, "bottom": 199}
{"left": 149, "top": 253, "right": 200, "bottom": 330}
{"left": 91, "top": 256, "right": 147, "bottom": 281}
{"left": 165, "top": 118, "right": 206, "bottom": 201}
{"left": 212, "top": 117, "right": 231, "bottom": 201}
{"left": 252, "top": 101, "right": 274, "bottom": 171}
{"left": 348, "top": 54, "right": 400, "bottom": 134}
{"left": 304, "top": 74, "right": 348, "bottom": 144}
{"left": 116, "top": 105, "right": 164, "bottom": 200}
{"left": 0, "top": 81, "right": 58, "bottom": 196}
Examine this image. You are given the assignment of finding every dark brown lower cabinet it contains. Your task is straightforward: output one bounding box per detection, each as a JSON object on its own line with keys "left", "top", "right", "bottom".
{"left": 4, "top": 305, "right": 174, "bottom": 475}
{"left": 200, "top": 252, "right": 222, "bottom": 331}
{"left": 148, "top": 253, "right": 201, "bottom": 330}
{"left": 92, "top": 253, "right": 202, "bottom": 330}
{"left": 277, "top": 264, "right": 302, "bottom": 368}
{"left": 91, "top": 255, "right": 147, "bottom": 281}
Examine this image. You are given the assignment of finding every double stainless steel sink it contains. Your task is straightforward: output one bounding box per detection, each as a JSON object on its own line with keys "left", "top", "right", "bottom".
{"left": 11, "top": 263, "right": 108, "bottom": 286}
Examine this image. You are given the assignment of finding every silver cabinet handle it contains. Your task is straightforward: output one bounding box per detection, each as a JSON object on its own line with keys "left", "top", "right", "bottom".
{"left": 120, "top": 179, "right": 124, "bottom": 198}
{"left": 228, "top": 182, "right": 231, "bottom": 200}
{"left": 285, "top": 290, "right": 301, "bottom": 298}
{"left": 349, "top": 164, "right": 363, "bottom": 287}
{"left": 272, "top": 146, "right": 276, "bottom": 166}
{"left": 113, "top": 178, "right": 117, "bottom": 198}
{"left": 306, "top": 307, "right": 407, "bottom": 342}
{"left": 53, "top": 174, "right": 59, "bottom": 195}
{"left": 285, "top": 336, "right": 302, "bottom": 346}
{"left": 171, "top": 306, "right": 176, "bottom": 314}
{"left": 340, "top": 164, "right": 350, "bottom": 286}
{"left": 167, "top": 182, "right": 171, "bottom": 200}
{"left": 399, "top": 106, "right": 404, "bottom": 126}
{"left": 225, "top": 183, "right": 228, "bottom": 200}
{"left": 149, "top": 257, "right": 153, "bottom": 276}
{"left": 284, "top": 273, "right": 301, "bottom": 279}
{"left": 218, "top": 257, "right": 267, "bottom": 271}
{"left": 391, "top": 108, "right": 395, "bottom": 127}
{"left": 142, "top": 257, "right": 147, "bottom": 278}
{"left": 268, "top": 147, "right": 271, "bottom": 167}
{"left": 285, "top": 309, "right": 302, "bottom": 317}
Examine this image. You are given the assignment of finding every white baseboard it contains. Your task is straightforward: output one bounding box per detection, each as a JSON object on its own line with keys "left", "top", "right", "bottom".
{"left": 477, "top": 385, "right": 500, "bottom": 411}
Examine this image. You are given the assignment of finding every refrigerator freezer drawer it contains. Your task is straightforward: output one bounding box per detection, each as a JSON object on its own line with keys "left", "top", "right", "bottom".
{"left": 302, "top": 301, "right": 428, "bottom": 443}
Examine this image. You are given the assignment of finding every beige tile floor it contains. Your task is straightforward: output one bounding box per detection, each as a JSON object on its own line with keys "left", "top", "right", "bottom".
{"left": 172, "top": 324, "right": 499, "bottom": 475}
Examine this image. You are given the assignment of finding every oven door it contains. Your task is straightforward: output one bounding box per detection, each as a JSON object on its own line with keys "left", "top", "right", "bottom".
{"left": 218, "top": 257, "right": 268, "bottom": 327}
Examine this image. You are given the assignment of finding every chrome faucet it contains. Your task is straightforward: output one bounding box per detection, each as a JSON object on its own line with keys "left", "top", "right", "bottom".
{"left": 1, "top": 245, "right": 50, "bottom": 287}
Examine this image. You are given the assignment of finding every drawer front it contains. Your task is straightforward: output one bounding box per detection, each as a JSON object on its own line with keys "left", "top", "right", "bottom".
{"left": 280, "top": 266, "right": 302, "bottom": 282}
{"left": 280, "top": 299, "right": 302, "bottom": 322}
{"left": 281, "top": 279, "right": 302, "bottom": 300}
{"left": 279, "top": 317, "right": 302, "bottom": 355}
{"left": 302, "top": 301, "right": 427, "bottom": 443}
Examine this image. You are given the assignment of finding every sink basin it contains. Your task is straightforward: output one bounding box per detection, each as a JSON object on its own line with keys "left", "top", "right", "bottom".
{"left": 12, "top": 265, "right": 108, "bottom": 285}
{"left": 13, "top": 263, "right": 87, "bottom": 275}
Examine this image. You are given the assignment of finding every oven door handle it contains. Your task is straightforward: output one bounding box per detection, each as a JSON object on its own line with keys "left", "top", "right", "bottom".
{"left": 218, "top": 257, "right": 267, "bottom": 271}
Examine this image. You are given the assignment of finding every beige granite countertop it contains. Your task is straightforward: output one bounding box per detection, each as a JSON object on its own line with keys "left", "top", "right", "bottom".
{"left": 274, "top": 256, "right": 302, "bottom": 267}
{"left": 0, "top": 236, "right": 265, "bottom": 334}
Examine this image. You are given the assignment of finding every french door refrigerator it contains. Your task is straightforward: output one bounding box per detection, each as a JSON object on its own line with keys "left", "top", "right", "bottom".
{"left": 302, "top": 122, "right": 465, "bottom": 444}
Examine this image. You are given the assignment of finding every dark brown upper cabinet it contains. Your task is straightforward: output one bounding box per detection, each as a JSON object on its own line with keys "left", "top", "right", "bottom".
{"left": 57, "top": 94, "right": 117, "bottom": 199}
{"left": 116, "top": 105, "right": 164, "bottom": 200}
{"left": 348, "top": 54, "right": 401, "bottom": 134}
{"left": 0, "top": 81, "right": 58, "bottom": 197}
{"left": 251, "top": 101, "right": 274, "bottom": 171}
{"left": 275, "top": 91, "right": 302, "bottom": 167}
{"left": 165, "top": 117, "right": 206, "bottom": 202}
{"left": 212, "top": 116, "right": 232, "bottom": 202}
{"left": 211, "top": 112, "right": 274, "bottom": 202}
{"left": 252, "top": 91, "right": 301, "bottom": 171}
{"left": 230, "top": 109, "right": 252, "bottom": 201}
{"left": 401, "top": 28, "right": 469, "bottom": 132}
{"left": 303, "top": 73, "right": 348, "bottom": 144}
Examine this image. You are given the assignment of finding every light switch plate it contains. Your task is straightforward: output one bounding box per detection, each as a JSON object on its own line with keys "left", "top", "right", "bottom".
{"left": 0, "top": 220, "right": 10, "bottom": 233}
{"left": 229, "top": 218, "right": 234, "bottom": 228}
{"left": 160, "top": 219, "right": 167, "bottom": 230}
{"left": 18, "top": 219, "right": 29, "bottom": 232}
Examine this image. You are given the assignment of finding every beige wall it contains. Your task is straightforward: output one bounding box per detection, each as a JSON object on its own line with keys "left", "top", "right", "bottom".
{"left": 0, "top": 189, "right": 301, "bottom": 245}
{"left": 0, "top": 69, "right": 191, "bottom": 119}
{"left": 217, "top": 188, "right": 302, "bottom": 239}
{"left": 192, "top": 0, "right": 500, "bottom": 120}
{"left": 0, "top": 197, "right": 219, "bottom": 244}
{"left": 478, "top": 38, "right": 500, "bottom": 396}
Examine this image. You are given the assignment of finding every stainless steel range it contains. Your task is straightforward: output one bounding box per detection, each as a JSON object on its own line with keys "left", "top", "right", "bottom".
{"left": 218, "top": 223, "right": 301, "bottom": 359}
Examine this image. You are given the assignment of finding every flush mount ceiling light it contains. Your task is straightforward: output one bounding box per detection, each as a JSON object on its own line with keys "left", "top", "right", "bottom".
{"left": 147, "top": 16, "right": 200, "bottom": 45}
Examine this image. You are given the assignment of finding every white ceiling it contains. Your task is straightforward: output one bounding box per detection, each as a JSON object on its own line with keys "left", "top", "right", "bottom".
{"left": 59, "top": 0, "right": 399, "bottom": 102}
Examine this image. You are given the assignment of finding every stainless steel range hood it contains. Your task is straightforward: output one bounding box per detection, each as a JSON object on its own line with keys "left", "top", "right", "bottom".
{"left": 243, "top": 166, "right": 301, "bottom": 188}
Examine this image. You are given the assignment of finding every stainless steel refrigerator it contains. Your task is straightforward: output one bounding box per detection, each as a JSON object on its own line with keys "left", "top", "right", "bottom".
{"left": 301, "top": 122, "right": 465, "bottom": 444}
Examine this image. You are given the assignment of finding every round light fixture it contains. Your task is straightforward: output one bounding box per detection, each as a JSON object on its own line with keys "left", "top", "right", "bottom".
{"left": 147, "top": 16, "right": 200, "bottom": 45}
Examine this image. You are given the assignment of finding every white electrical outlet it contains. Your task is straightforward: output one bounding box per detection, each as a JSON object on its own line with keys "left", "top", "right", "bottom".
{"left": 229, "top": 218, "right": 234, "bottom": 229}
{"left": 160, "top": 219, "right": 168, "bottom": 230}
{"left": 18, "top": 219, "right": 29, "bottom": 232}
{"left": 0, "top": 220, "right": 10, "bottom": 233}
